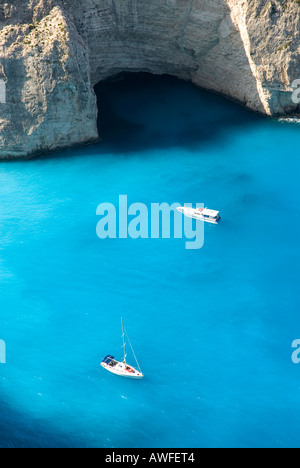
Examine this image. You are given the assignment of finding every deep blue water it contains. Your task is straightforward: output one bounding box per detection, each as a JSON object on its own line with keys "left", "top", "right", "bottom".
{"left": 1, "top": 74, "right": 300, "bottom": 448}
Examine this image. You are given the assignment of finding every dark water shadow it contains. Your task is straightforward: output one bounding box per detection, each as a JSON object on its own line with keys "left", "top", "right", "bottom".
{"left": 0, "top": 392, "right": 169, "bottom": 448}
{"left": 94, "top": 73, "right": 264, "bottom": 155}
{"left": 0, "top": 398, "right": 85, "bottom": 448}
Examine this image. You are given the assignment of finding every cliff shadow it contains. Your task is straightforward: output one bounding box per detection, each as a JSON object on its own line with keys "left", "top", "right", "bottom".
{"left": 94, "top": 73, "right": 263, "bottom": 155}
{"left": 89, "top": 0, "right": 267, "bottom": 157}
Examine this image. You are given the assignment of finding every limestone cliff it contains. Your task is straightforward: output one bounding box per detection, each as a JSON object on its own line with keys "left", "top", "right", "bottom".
{"left": 0, "top": 0, "right": 299, "bottom": 159}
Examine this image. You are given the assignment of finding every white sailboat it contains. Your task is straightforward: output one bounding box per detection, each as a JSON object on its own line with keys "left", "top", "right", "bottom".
{"left": 101, "top": 318, "right": 144, "bottom": 379}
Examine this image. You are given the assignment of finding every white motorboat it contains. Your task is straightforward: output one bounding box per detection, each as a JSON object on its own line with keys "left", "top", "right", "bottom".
{"left": 177, "top": 206, "right": 221, "bottom": 224}
{"left": 101, "top": 318, "right": 144, "bottom": 379}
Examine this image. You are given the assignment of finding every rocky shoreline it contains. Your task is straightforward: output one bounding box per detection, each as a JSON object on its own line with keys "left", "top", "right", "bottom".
{"left": 0, "top": 0, "right": 299, "bottom": 160}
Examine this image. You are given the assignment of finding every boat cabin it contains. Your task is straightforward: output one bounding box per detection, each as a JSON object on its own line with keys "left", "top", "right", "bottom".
{"left": 201, "top": 208, "right": 220, "bottom": 221}
{"left": 102, "top": 355, "right": 118, "bottom": 367}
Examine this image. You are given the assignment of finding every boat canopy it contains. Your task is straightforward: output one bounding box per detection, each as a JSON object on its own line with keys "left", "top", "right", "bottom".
{"left": 102, "top": 355, "right": 115, "bottom": 364}
{"left": 202, "top": 208, "right": 219, "bottom": 217}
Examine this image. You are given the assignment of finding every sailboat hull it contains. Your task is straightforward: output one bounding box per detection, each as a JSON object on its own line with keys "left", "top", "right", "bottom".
{"left": 101, "top": 319, "right": 144, "bottom": 380}
{"left": 101, "top": 360, "right": 144, "bottom": 379}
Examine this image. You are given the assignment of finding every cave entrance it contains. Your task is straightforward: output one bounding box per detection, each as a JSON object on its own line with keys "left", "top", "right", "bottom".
{"left": 94, "top": 72, "right": 261, "bottom": 154}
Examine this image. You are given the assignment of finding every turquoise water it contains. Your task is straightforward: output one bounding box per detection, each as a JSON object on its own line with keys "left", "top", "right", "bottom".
{"left": 1, "top": 74, "right": 300, "bottom": 448}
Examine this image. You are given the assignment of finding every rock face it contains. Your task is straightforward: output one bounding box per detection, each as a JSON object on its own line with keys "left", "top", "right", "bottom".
{"left": 0, "top": 0, "right": 299, "bottom": 159}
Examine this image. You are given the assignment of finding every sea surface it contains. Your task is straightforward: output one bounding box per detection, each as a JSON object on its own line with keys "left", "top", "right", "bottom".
{"left": 1, "top": 74, "right": 300, "bottom": 448}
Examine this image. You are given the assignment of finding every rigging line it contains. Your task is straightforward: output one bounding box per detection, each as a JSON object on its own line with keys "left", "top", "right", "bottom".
{"left": 121, "top": 317, "right": 127, "bottom": 363}
{"left": 125, "top": 329, "right": 142, "bottom": 373}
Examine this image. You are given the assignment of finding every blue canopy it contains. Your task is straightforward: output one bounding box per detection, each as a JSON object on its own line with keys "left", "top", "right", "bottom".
{"left": 102, "top": 355, "right": 115, "bottom": 364}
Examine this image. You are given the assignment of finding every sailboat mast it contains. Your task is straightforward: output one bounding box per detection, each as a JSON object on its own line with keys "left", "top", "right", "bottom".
{"left": 121, "top": 317, "right": 127, "bottom": 364}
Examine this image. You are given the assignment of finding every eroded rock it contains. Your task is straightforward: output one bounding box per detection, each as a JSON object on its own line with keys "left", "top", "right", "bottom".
{"left": 0, "top": 0, "right": 299, "bottom": 159}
